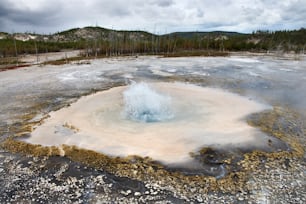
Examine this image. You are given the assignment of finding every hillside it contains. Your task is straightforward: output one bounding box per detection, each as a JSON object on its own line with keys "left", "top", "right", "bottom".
{"left": 0, "top": 27, "right": 305, "bottom": 59}
{"left": 165, "top": 31, "right": 245, "bottom": 39}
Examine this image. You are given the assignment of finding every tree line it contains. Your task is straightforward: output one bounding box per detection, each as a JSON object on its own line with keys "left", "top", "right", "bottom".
{"left": 0, "top": 28, "right": 305, "bottom": 59}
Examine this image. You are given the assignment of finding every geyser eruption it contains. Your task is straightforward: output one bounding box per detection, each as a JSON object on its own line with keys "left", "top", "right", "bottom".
{"left": 26, "top": 82, "right": 279, "bottom": 166}
{"left": 123, "top": 82, "right": 173, "bottom": 122}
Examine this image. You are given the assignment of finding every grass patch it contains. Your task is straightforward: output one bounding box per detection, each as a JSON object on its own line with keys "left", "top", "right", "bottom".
{"left": 43, "top": 56, "right": 94, "bottom": 65}
{"left": 0, "top": 57, "right": 27, "bottom": 71}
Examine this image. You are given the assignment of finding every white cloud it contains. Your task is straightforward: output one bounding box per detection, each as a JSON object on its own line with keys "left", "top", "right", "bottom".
{"left": 0, "top": 0, "right": 304, "bottom": 34}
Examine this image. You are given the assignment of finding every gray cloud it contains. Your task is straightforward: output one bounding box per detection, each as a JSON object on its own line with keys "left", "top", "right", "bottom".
{"left": 0, "top": 0, "right": 304, "bottom": 34}
{"left": 152, "top": 0, "right": 174, "bottom": 7}
{"left": 282, "top": 0, "right": 306, "bottom": 22}
{"left": 0, "top": 0, "right": 63, "bottom": 33}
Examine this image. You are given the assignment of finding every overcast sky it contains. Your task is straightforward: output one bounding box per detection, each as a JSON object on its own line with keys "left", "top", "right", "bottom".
{"left": 0, "top": 0, "right": 305, "bottom": 34}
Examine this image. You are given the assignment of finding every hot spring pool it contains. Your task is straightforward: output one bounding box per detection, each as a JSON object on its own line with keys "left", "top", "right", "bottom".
{"left": 26, "top": 82, "right": 281, "bottom": 166}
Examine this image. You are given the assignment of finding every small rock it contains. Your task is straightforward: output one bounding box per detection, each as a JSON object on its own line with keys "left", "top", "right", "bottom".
{"left": 190, "top": 188, "right": 197, "bottom": 193}
{"left": 151, "top": 191, "right": 158, "bottom": 195}
{"left": 238, "top": 197, "right": 244, "bottom": 201}
{"left": 121, "top": 190, "right": 132, "bottom": 196}
{"left": 134, "top": 192, "right": 141, "bottom": 196}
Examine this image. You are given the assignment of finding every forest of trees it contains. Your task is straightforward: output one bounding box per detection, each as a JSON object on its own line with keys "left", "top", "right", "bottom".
{"left": 0, "top": 27, "right": 305, "bottom": 60}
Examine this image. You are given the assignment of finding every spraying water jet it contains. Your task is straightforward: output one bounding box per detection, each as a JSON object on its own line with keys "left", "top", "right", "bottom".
{"left": 123, "top": 82, "right": 173, "bottom": 123}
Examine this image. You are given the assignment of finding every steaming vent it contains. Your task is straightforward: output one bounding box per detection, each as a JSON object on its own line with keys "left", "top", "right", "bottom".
{"left": 123, "top": 82, "right": 174, "bottom": 122}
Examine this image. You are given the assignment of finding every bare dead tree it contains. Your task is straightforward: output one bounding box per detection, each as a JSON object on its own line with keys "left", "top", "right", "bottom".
{"left": 13, "top": 35, "right": 18, "bottom": 66}
{"left": 34, "top": 40, "right": 39, "bottom": 64}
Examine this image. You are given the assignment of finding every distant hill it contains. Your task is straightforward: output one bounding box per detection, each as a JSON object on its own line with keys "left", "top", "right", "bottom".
{"left": 164, "top": 31, "right": 245, "bottom": 39}
{"left": 54, "top": 26, "right": 154, "bottom": 42}
{"left": 0, "top": 26, "right": 154, "bottom": 42}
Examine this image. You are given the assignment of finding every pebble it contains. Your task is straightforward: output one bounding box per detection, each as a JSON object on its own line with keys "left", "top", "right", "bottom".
{"left": 120, "top": 190, "right": 132, "bottom": 196}
{"left": 151, "top": 191, "right": 158, "bottom": 195}
{"left": 196, "top": 197, "right": 203, "bottom": 202}
{"left": 238, "top": 197, "right": 244, "bottom": 201}
{"left": 134, "top": 192, "right": 141, "bottom": 197}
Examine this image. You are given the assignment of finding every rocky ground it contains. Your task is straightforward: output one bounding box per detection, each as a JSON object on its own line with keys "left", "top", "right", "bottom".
{"left": 0, "top": 147, "right": 304, "bottom": 203}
